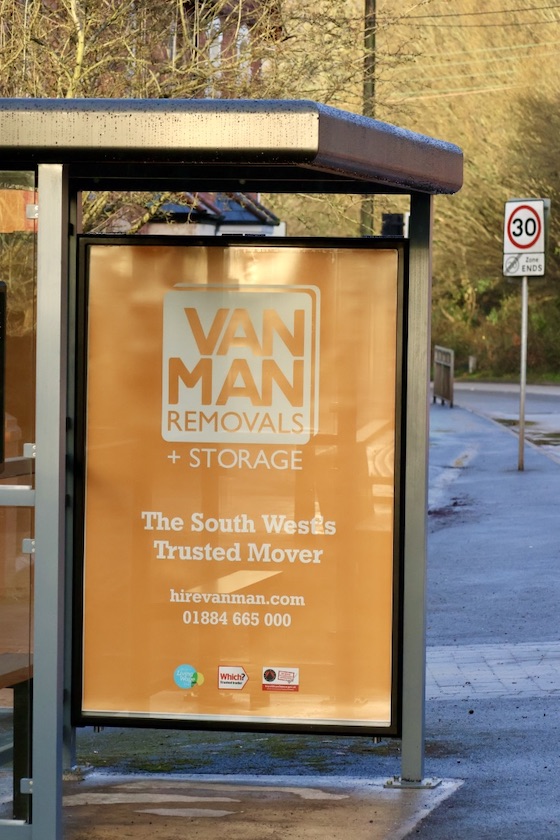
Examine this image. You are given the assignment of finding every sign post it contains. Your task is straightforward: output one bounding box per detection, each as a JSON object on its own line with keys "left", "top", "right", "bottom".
{"left": 503, "top": 199, "right": 547, "bottom": 471}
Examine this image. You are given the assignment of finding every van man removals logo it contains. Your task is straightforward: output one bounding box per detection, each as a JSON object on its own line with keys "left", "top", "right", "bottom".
{"left": 162, "top": 285, "right": 320, "bottom": 445}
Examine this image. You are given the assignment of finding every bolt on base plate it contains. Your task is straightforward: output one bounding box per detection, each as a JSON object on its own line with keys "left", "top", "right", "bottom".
{"left": 384, "top": 776, "right": 442, "bottom": 790}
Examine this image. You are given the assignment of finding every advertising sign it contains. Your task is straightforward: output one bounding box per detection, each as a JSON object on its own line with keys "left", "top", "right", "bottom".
{"left": 75, "top": 239, "right": 404, "bottom": 734}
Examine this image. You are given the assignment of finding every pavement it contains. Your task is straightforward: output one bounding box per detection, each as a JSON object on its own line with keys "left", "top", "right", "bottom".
{"left": 3, "top": 384, "right": 560, "bottom": 838}
{"left": 61, "top": 774, "right": 461, "bottom": 840}
{"left": 449, "top": 381, "right": 560, "bottom": 462}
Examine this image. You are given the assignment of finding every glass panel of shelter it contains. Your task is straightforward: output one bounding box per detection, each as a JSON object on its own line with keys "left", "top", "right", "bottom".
{"left": 0, "top": 170, "right": 36, "bottom": 824}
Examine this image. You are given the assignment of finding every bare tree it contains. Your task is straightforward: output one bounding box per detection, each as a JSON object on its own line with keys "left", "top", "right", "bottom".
{"left": 0, "top": 1, "right": 426, "bottom": 232}
{"left": 383, "top": 0, "right": 560, "bottom": 373}
{"left": 5, "top": 0, "right": 560, "bottom": 372}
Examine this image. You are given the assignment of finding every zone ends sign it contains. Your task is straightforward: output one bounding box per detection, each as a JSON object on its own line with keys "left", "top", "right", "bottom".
{"left": 503, "top": 199, "right": 547, "bottom": 277}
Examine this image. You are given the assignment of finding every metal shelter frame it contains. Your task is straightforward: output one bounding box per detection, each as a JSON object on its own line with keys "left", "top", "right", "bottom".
{"left": 0, "top": 98, "right": 463, "bottom": 840}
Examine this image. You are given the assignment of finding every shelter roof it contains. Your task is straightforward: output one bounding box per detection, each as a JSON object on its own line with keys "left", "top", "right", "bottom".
{"left": 0, "top": 99, "right": 463, "bottom": 195}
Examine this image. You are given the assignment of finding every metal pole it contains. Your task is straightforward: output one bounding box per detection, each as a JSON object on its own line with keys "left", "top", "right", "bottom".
{"left": 518, "top": 276, "right": 528, "bottom": 471}
{"left": 395, "top": 192, "right": 433, "bottom": 786}
{"left": 32, "top": 163, "right": 68, "bottom": 839}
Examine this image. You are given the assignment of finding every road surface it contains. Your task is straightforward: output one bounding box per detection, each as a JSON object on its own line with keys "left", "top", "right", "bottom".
{"left": 438, "top": 381, "right": 560, "bottom": 461}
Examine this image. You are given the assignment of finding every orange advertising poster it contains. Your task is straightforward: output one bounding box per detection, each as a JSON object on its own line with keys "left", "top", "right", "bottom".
{"left": 78, "top": 240, "right": 403, "bottom": 732}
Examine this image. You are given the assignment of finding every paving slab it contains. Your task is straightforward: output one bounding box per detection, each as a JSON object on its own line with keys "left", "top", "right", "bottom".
{"left": 427, "top": 641, "right": 560, "bottom": 700}
{"left": 61, "top": 773, "right": 461, "bottom": 840}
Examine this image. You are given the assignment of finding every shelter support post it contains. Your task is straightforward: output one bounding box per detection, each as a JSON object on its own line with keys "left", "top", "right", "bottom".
{"left": 389, "top": 192, "right": 438, "bottom": 788}
{"left": 31, "top": 164, "right": 69, "bottom": 839}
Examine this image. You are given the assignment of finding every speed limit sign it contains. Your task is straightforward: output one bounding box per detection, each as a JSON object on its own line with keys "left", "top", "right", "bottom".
{"left": 503, "top": 199, "right": 546, "bottom": 277}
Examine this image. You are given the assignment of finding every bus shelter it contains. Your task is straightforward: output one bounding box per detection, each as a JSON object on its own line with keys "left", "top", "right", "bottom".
{"left": 0, "top": 98, "right": 462, "bottom": 840}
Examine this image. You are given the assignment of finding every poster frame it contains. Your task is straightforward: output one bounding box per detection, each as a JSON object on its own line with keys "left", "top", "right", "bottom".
{"left": 70, "top": 235, "right": 409, "bottom": 737}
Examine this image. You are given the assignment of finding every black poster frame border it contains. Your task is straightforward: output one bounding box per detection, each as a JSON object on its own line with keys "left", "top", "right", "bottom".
{"left": 70, "top": 234, "right": 409, "bottom": 737}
